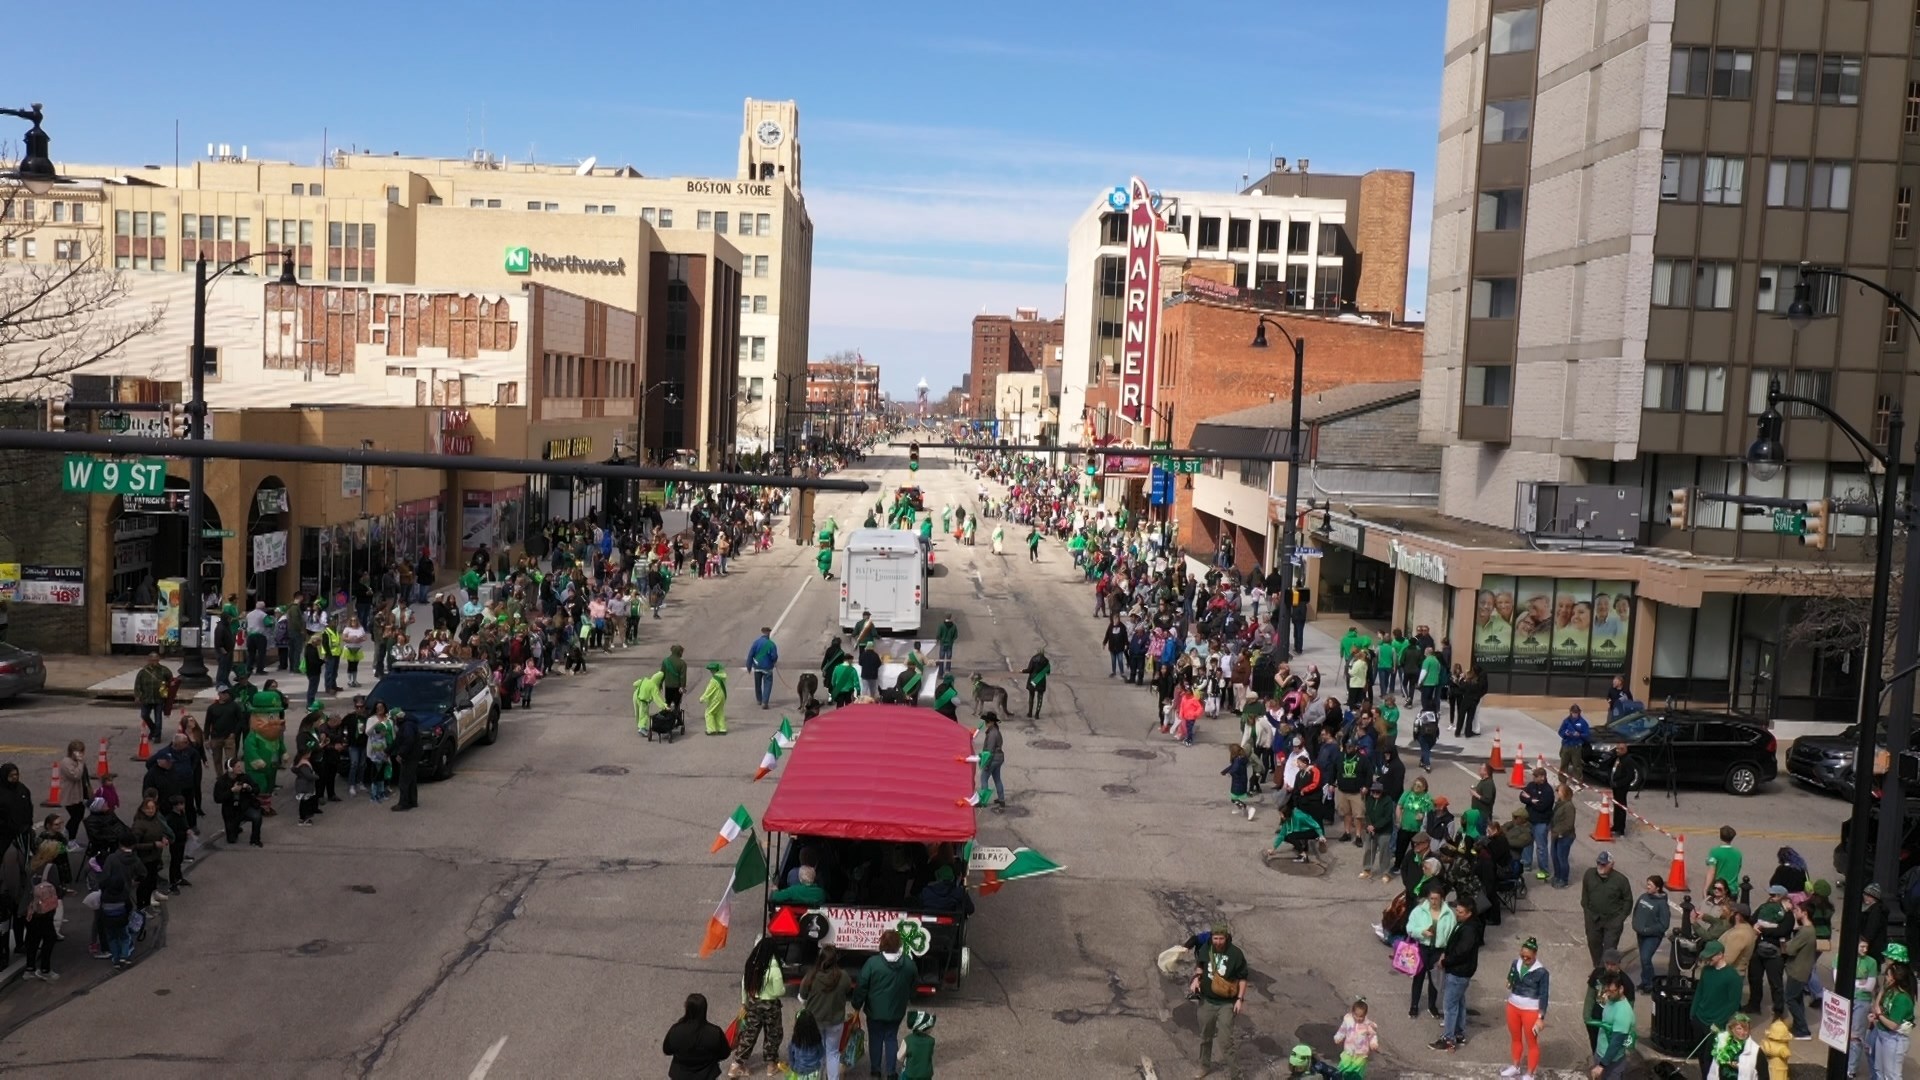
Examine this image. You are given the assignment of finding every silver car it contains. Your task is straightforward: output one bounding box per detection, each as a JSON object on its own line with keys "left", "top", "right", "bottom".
{"left": 0, "top": 643, "right": 47, "bottom": 700}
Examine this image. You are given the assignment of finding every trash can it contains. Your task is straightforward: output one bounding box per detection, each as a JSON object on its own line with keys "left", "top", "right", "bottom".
{"left": 1673, "top": 932, "right": 1702, "bottom": 972}
{"left": 1648, "top": 973, "right": 1698, "bottom": 1056}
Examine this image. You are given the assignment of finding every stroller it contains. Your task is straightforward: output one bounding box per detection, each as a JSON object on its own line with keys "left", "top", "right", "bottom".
{"left": 647, "top": 705, "right": 686, "bottom": 744}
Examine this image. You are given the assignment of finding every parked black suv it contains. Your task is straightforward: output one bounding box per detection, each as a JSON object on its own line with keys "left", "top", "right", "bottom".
{"left": 1579, "top": 706, "right": 1777, "bottom": 796}
{"left": 365, "top": 660, "right": 499, "bottom": 780}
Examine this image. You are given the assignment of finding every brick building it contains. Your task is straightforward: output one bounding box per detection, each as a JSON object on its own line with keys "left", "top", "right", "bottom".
{"left": 969, "top": 308, "right": 1063, "bottom": 418}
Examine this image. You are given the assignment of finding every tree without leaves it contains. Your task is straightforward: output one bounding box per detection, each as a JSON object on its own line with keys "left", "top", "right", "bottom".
{"left": 0, "top": 175, "right": 165, "bottom": 402}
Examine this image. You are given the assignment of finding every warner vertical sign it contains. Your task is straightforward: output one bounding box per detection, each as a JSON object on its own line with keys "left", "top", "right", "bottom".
{"left": 1117, "top": 176, "right": 1161, "bottom": 428}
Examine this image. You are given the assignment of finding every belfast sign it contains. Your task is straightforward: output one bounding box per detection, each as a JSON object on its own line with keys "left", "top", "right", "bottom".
{"left": 1117, "top": 176, "right": 1161, "bottom": 427}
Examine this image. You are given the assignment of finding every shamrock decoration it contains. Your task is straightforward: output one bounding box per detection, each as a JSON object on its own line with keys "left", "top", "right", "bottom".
{"left": 893, "top": 918, "right": 930, "bottom": 958}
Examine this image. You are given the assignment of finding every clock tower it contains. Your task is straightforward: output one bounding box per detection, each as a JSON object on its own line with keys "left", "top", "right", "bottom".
{"left": 738, "top": 98, "right": 801, "bottom": 191}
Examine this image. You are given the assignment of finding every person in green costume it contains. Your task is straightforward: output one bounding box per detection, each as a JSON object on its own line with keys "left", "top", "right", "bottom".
{"left": 815, "top": 546, "right": 834, "bottom": 580}
{"left": 964, "top": 515, "right": 977, "bottom": 546}
{"left": 899, "top": 645, "right": 926, "bottom": 704}
{"left": 829, "top": 655, "right": 861, "bottom": 707}
{"left": 243, "top": 712, "right": 288, "bottom": 813}
{"left": 1026, "top": 527, "right": 1041, "bottom": 562}
{"left": 918, "top": 516, "right": 933, "bottom": 542}
{"left": 699, "top": 661, "right": 729, "bottom": 735}
{"left": 939, "top": 504, "right": 952, "bottom": 536}
{"left": 632, "top": 671, "right": 665, "bottom": 733}
{"left": 990, "top": 523, "right": 1005, "bottom": 555}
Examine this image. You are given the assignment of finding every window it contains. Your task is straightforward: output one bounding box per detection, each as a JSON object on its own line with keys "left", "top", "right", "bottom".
{"left": 1643, "top": 364, "right": 1726, "bottom": 412}
{"left": 714, "top": 211, "right": 727, "bottom": 233}
{"left": 1702, "top": 156, "right": 1745, "bottom": 204}
{"left": 738, "top": 214, "right": 753, "bottom": 236}
{"left": 749, "top": 376, "right": 765, "bottom": 401}
{"left": 657, "top": 208, "right": 673, "bottom": 228}
{"left": 1319, "top": 223, "right": 1343, "bottom": 255}
{"left": 585, "top": 204, "right": 599, "bottom": 214}
{"left": 1750, "top": 369, "right": 1834, "bottom": 418}
{"left": 1811, "top": 161, "right": 1852, "bottom": 210}
{"left": 1484, "top": 99, "right": 1532, "bottom": 142}
{"left": 1465, "top": 365, "right": 1513, "bottom": 407}
{"left": 309, "top": 184, "right": 323, "bottom": 197}
{"left": 1887, "top": 302, "right": 1905, "bottom": 346}
{"left": 486, "top": 199, "right": 500, "bottom": 209}
{"left": 1226, "top": 219, "right": 1250, "bottom": 252}
{"left": 1286, "top": 221, "right": 1310, "bottom": 255}
{"left": 740, "top": 294, "right": 751, "bottom": 315}
{"left": 1471, "top": 277, "right": 1518, "bottom": 318}
{"left": 1766, "top": 159, "right": 1808, "bottom": 207}
{"left": 1670, "top": 47, "right": 1710, "bottom": 96}
{"left": 543, "top": 202, "right": 556, "bottom": 212}
{"left": 1652, "top": 258, "right": 1689, "bottom": 307}
{"left": 218, "top": 215, "right": 234, "bottom": 241}
{"left": 754, "top": 254, "right": 768, "bottom": 277}
{"left": 152, "top": 213, "right": 168, "bottom": 239}
{"left": 753, "top": 295, "right": 768, "bottom": 314}
{"left": 50, "top": 202, "right": 63, "bottom": 223}
{"left": 1899, "top": 187, "right": 1912, "bottom": 241}
{"left": 1197, "top": 217, "right": 1221, "bottom": 249}
{"left": 1661, "top": 154, "right": 1701, "bottom": 202}
{"left": 1284, "top": 264, "right": 1309, "bottom": 306}
{"left": 114, "top": 210, "right": 130, "bottom": 237}
{"left": 292, "top": 183, "right": 305, "bottom": 196}
{"left": 132, "top": 211, "right": 148, "bottom": 238}
{"left": 526, "top": 201, "right": 541, "bottom": 211}
{"left": 1490, "top": 8, "right": 1538, "bottom": 54}
{"left": 387, "top": 186, "right": 400, "bottom": 203}
{"left": 1712, "top": 49, "right": 1753, "bottom": 99}
{"left": 1821, "top": 55, "right": 1862, "bottom": 105}
{"left": 697, "top": 210, "right": 713, "bottom": 229}
{"left": 756, "top": 213, "right": 770, "bottom": 235}
{"left": 22, "top": 238, "right": 36, "bottom": 259}
{"left": 1315, "top": 265, "right": 1344, "bottom": 309}
{"left": 1777, "top": 53, "right": 1817, "bottom": 103}
{"left": 53, "top": 239, "right": 78, "bottom": 261}
{"left": 641, "top": 208, "right": 655, "bottom": 224}
{"left": 750, "top": 337, "right": 767, "bottom": 363}
{"left": 1692, "top": 262, "right": 1733, "bottom": 309}
{"left": 1908, "top": 82, "right": 1920, "bottom": 134}
{"left": 70, "top": 203, "right": 82, "bottom": 225}
{"left": 1098, "top": 255, "right": 1124, "bottom": 298}
{"left": 1766, "top": 158, "right": 1850, "bottom": 210}
{"left": 469, "top": 198, "right": 486, "bottom": 208}
{"left": 185, "top": 213, "right": 200, "bottom": 240}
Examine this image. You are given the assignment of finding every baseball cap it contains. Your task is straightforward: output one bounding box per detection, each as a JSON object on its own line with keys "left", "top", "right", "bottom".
{"left": 1602, "top": 949, "right": 1623, "bottom": 965}
{"left": 1700, "top": 941, "right": 1725, "bottom": 959}
{"left": 1595, "top": 851, "right": 1613, "bottom": 865}
{"left": 1767, "top": 884, "right": 1788, "bottom": 896}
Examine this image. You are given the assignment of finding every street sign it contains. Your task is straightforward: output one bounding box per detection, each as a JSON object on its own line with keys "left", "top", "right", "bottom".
{"left": 967, "top": 846, "right": 1015, "bottom": 871}
{"left": 1292, "top": 547, "right": 1323, "bottom": 559}
{"left": 202, "top": 529, "right": 236, "bottom": 540}
{"left": 60, "top": 455, "right": 168, "bottom": 496}
{"left": 1771, "top": 509, "right": 1807, "bottom": 535}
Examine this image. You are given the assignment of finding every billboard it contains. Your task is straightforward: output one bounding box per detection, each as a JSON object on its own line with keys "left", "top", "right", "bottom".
{"left": 1117, "top": 176, "right": 1161, "bottom": 427}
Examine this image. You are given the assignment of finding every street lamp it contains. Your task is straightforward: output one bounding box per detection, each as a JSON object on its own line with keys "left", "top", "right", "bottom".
{"left": 638, "top": 379, "right": 683, "bottom": 466}
{"left": 0, "top": 104, "right": 71, "bottom": 196}
{"left": 1751, "top": 262, "right": 1920, "bottom": 1080}
{"left": 1250, "top": 313, "right": 1306, "bottom": 662}
{"left": 178, "top": 250, "right": 297, "bottom": 687}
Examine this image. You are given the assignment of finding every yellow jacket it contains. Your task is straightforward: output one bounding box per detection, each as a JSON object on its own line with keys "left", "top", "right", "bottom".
{"left": 1759, "top": 1018, "right": 1792, "bottom": 1080}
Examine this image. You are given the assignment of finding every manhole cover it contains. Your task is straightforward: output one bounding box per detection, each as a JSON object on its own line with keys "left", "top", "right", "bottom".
{"left": 349, "top": 884, "right": 378, "bottom": 894}
{"left": 1101, "top": 784, "right": 1137, "bottom": 796}
{"left": 1029, "top": 738, "right": 1072, "bottom": 751}
{"left": 1114, "top": 748, "right": 1156, "bottom": 760}
{"left": 1261, "top": 852, "right": 1329, "bottom": 877}
{"left": 990, "top": 803, "right": 1033, "bottom": 819}
{"left": 153, "top": 988, "right": 171, "bottom": 996}
{"left": 588, "top": 765, "right": 630, "bottom": 776}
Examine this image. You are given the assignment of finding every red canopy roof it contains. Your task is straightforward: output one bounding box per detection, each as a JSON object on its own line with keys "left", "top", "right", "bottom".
{"left": 762, "top": 705, "right": 980, "bottom": 843}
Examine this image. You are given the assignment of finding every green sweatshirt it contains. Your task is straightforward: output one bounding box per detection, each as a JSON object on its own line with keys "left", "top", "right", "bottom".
{"left": 903, "top": 1031, "right": 935, "bottom": 1079}
{"left": 1690, "top": 964, "right": 1744, "bottom": 1028}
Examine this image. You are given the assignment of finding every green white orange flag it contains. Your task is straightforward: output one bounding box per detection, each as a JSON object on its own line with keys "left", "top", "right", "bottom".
{"left": 699, "top": 833, "right": 768, "bottom": 957}
{"left": 1001, "top": 847, "right": 1063, "bottom": 882}
{"left": 958, "top": 784, "right": 995, "bottom": 808}
{"left": 754, "top": 719, "right": 798, "bottom": 781}
{"left": 960, "top": 749, "right": 992, "bottom": 766}
{"left": 710, "top": 805, "right": 753, "bottom": 854}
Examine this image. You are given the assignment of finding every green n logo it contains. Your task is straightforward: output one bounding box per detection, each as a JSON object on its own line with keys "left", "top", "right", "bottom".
{"left": 505, "top": 246, "right": 532, "bottom": 274}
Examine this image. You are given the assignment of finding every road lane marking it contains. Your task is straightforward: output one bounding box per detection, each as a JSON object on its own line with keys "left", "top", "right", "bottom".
{"left": 468, "top": 1035, "right": 508, "bottom": 1080}
{"left": 770, "top": 574, "right": 808, "bottom": 639}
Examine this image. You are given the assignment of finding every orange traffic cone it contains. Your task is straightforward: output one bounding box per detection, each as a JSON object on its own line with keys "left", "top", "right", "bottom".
{"left": 1536, "top": 753, "right": 1549, "bottom": 779}
{"left": 1591, "top": 792, "right": 1615, "bottom": 841}
{"left": 1488, "top": 729, "right": 1504, "bottom": 771}
{"left": 131, "top": 728, "right": 152, "bottom": 762}
{"left": 1667, "top": 835, "right": 1689, "bottom": 892}
{"left": 1509, "top": 743, "right": 1528, "bottom": 788}
{"left": 41, "top": 762, "right": 60, "bottom": 808}
{"left": 96, "top": 736, "right": 109, "bottom": 780}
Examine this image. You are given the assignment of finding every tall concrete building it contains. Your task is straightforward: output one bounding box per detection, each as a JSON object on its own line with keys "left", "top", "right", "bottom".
{"left": 969, "top": 308, "right": 1063, "bottom": 419}
{"left": 1059, "top": 167, "right": 1414, "bottom": 446}
{"left": 34, "top": 98, "right": 811, "bottom": 458}
{"left": 1381, "top": 0, "right": 1915, "bottom": 718}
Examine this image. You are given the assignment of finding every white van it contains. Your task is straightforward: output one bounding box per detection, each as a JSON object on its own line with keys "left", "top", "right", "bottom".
{"left": 838, "top": 528, "right": 928, "bottom": 635}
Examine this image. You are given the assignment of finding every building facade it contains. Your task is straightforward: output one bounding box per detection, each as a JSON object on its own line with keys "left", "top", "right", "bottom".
{"left": 969, "top": 308, "right": 1063, "bottom": 418}
{"left": 1060, "top": 167, "right": 1415, "bottom": 446}
{"left": 30, "top": 98, "right": 805, "bottom": 456}
{"left": 1398, "top": 0, "right": 1915, "bottom": 717}
{"left": 803, "top": 357, "right": 881, "bottom": 447}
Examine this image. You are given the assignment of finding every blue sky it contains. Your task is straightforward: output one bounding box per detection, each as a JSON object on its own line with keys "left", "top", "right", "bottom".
{"left": 13, "top": 0, "right": 1445, "bottom": 397}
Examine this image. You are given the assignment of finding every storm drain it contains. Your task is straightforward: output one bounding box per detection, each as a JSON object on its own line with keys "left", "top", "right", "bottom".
{"left": 348, "top": 884, "right": 378, "bottom": 895}
{"left": 1028, "top": 738, "right": 1072, "bottom": 751}
{"left": 588, "top": 765, "right": 630, "bottom": 776}
{"left": 1101, "top": 784, "right": 1138, "bottom": 796}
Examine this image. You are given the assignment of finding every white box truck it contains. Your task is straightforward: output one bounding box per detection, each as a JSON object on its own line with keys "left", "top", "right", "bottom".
{"left": 838, "top": 528, "right": 928, "bottom": 635}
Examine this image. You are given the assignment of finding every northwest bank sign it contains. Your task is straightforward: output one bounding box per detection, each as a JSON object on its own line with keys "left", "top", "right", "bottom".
{"left": 504, "top": 246, "right": 627, "bottom": 275}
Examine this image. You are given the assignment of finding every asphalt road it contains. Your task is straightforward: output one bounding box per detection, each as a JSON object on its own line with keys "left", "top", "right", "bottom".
{"left": 0, "top": 447, "right": 1868, "bottom": 1079}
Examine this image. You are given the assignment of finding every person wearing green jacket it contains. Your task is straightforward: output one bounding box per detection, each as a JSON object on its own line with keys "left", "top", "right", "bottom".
{"left": 1025, "top": 527, "right": 1041, "bottom": 562}
{"left": 631, "top": 671, "right": 664, "bottom": 734}
{"left": 1338, "top": 627, "right": 1369, "bottom": 662}
{"left": 902, "top": 1010, "right": 936, "bottom": 1080}
{"left": 1394, "top": 778, "right": 1435, "bottom": 872}
{"left": 1417, "top": 647, "right": 1445, "bottom": 713}
{"left": 1273, "top": 805, "right": 1325, "bottom": 863}
{"left": 934, "top": 615, "right": 958, "bottom": 679}
{"left": 661, "top": 645, "right": 688, "bottom": 712}
{"left": 1361, "top": 782, "right": 1397, "bottom": 880}
{"left": 851, "top": 930, "right": 918, "bottom": 1079}
{"left": 1406, "top": 887, "right": 1457, "bottom": 1018}
{"left": 829, "top": 656, "right": 861, "bottom": 708}
{"left": 699, "top": 662, "right": 728, "bottom": 735}
{"left": 1688, "top": 941, "right": 1744, "bottom": 1078}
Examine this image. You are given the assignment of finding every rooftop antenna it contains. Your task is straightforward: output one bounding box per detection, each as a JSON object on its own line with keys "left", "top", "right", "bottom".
{"left": 575, "top": 155, "right": 597, "bottom": 176}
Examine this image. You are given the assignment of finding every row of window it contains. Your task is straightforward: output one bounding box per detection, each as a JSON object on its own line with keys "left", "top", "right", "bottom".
{"left": 1, "top": 199, "right": 86, "bottom": 224}
{"left": 738, "top": 375, "right": 767, "bottom": 403}
{"left": 1649, "top": 259, "right": 1842, "bottom": 314}
{"left": 738, "top": 293, "right": 771, "bottom": 315}
{"left": 540, "top": 352, "right": 633, "bottom": 401}
{"left": 737, "top": 336, "right": 768, "bottom": 364}
{"left": 1641, "top": 365, "right": 1833, "bottom": 415}
{"left": 0, "top": 237, "right": 84, "bottom": 260}
{"left": 1669, "top": 47, "right": 1862, "bottom": 106}
{"left": 1658, "top": 154, "right": 1859, "bottom": 212}
{"left": 1106, "top": 213, "right": 1344, "bottom": 258}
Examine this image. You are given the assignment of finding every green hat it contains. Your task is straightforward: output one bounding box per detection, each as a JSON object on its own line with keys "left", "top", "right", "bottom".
{"left": 1888, "top": 944, "right": 1911, "bottom": 964}
{"left": 906, "top": 1010, "right": 935, "bottom": 1034}
{"left": 706, "top": 661, "right": 724, "bottom": 672}
{"left": 1729, "top": 1012, "right": 1752, "bottom": 1027}
{"left": 1700, "top": 941, "right": 1725, "bottom": 959}
{"left": 306, "top": 701, "right": 326, "bottom": 714}
{"left": 1521, "top": 937, "right": 1539, "bottom": 952}
{"left": 1288, "top": 1045, "right": 1313, "bottom": 1067}
{"left": 1210, "top": 921, "right": 1232, "bottom": 938}
{"left": 1461, "top": 807, "right": 1484, "bottom": 838}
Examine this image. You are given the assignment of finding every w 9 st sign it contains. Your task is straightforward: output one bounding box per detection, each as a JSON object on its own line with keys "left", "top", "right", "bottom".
{"left": 1117, "top": 175, "right": 1162, "bottom": 427}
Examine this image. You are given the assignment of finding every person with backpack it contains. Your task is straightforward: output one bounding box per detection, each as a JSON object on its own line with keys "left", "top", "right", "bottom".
{"left": 96, "top": 834, "right": 143, "bottom": 969}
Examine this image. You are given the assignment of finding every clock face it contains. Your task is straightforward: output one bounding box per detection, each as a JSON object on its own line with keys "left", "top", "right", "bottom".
{"left": 756, "top": 120, "right": 783, "bottom": 148}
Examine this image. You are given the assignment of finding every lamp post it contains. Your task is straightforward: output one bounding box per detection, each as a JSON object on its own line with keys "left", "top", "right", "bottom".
{"left": 638, "top": 379, "right": 683, "bottom": 466}
{"left": 0, "top": 104, "right": 70, "bottom": 196}
{"left": 177, "top": 250, "right": 298, "bottom": 687}
{"left": 1250, "top": 314, "right": 1306, "bottom": 663}
{"left": 1749, "top": 262, "right": 1920, "bottom": 1080}
{"left": 774, "top": 371, "right": 803, "bottom": 475}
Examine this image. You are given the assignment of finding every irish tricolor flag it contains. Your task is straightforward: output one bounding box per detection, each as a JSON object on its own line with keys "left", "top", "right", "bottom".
{"left": 699, "top": 833, "right": 768, "bottom": 957}
{"left": 957, "top": 784, "right": 995, "bottom": 808}
{"left": 753, "top": 718, "right": 797, "bottom": 782}
{"left": 709, "top": 805, "right": 753, "bottom": 853}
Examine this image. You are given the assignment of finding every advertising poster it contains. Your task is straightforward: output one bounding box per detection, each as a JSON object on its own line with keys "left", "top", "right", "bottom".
{"left": 1472, "top": 575, "right": 1517, "bottom": 668}
{"left": 252, "top": 530, "right": 289, "bottom": 573}
{"left": 156, "top": 578, "right": 183, "bottom": 645}
{"left": 1510, "top": 576, "right": 1555, "bottom": 669}
{"left": 1590, "top": 581, "right": 1635, "bottom": 673}
{"left": 1549, "top": 580, "right": 1594, "bottom": 669}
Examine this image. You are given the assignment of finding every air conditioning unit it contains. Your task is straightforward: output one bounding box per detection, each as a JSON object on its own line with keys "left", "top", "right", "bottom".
{"left": 1517, "top": 482, "right": 1642, "bottom": 548}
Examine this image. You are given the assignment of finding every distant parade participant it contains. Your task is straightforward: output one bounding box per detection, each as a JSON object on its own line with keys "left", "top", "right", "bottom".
{"left": 631, "top": 670, "right": 665, "bottom": 734}
{"left": 699, "top": 662, "right": 729, "bottom": 735}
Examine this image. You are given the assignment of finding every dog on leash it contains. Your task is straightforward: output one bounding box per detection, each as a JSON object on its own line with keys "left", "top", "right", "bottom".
{"left": 970, "top": 674, "right": 1010, "bottom": 718}
{"left": 796, "top": 672, "right": 820, "bottom": 712}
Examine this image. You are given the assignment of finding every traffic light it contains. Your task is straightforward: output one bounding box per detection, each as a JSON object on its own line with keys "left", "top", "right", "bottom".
{"left": 44, "top": 398, "right": 67, "bottom": 432}
{"left": 167, "top": 402, "right": 192, "bottom": 438}
{"left": 908, "top": 441, "right": 920, "bottom": 472}
{"left": 1668, "top": 487, "right": 1692, "bottom": 530}
{"left": 1803, "top": 499, "right": 1830, "bottom": 550}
